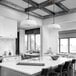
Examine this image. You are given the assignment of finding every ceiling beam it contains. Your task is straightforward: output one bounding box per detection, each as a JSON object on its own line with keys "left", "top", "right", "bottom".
{"left": 41, "top": 8, "right": 55, "bottom": 15}
{"left": 25, "top": 6, "right": 37, "bottom": 12}
{"left": 39, "top": 0, "right": 65, "bottom": 8}
{"left": 25, "top": 0, "right": 65, "bottom": 12}
{"left": 24, "top": 0, "right": 60, "bottom": 15}
{"left": 0, "top": 0, "right": 76, "bottom": 20}
{"left": 23, "top": 0, "right": 38, "bottom": 7}
{"left": 25, "top": 6, "right": 55, "bottom": 15}
{"left": 43, "top": 8, "right": 76, "bottom": 19}
{"left": 56, "top": 2, "right": 69, "bottom": 12}
{"left": 31, "top": 12, "right": 44, "bottom": 18}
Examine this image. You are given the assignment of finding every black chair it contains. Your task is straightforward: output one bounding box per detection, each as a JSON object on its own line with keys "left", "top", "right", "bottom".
{"left": 40, "top": 68, "right": 60, "bottom": 76}
{"left": 62, "top": 61, "right": 71, "bottom": 76}
{"left": 70, "top": 59, "right": 76, "bottom": 76}
{"left": 70, "top": 59, "right": 76, "bottom": 69}
{"left": 40, "top": 68, "right": 48, "bottom": 76}
{"left": 47, "top": 65, "right": 63, "bottom": 76}
{"left": 48, "top": 71, "right": 60, "bottom": 76}
{"left": 54, "top": 64, "right": 64, "bottom": 76}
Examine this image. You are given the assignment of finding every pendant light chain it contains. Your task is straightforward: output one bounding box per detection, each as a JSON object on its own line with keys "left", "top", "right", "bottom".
{"left": 28, "top": 0, "right": 29, "bottom": 20}
{"left": 53, "top": 0, "right": 55, "bottom": 24}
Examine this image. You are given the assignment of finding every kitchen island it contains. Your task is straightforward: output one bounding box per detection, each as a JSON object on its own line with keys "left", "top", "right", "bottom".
{"left": 0, "top": 56, "right": 73, "bottom": 76}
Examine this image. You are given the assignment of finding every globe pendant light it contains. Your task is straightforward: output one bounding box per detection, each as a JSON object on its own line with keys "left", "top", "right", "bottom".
{"left": 50, "top": 0, "right": 61, "bottom": 29}
{"left": 20, "top": 0, "right": 37, "bottom": 26}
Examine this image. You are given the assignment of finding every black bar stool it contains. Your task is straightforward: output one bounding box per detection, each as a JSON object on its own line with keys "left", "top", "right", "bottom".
{"left": 62, "top": 61, "right": 72, "bottom": 76}
{"left": 71, "top": 59, "right": 76, "bottom": 76}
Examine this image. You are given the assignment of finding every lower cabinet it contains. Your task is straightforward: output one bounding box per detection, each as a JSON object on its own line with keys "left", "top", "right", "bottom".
{"left": 0, "top": 66, "right": 30, "bottom": 76}
{"left": 1, "top": 67, "right": 21, "bottom": 76}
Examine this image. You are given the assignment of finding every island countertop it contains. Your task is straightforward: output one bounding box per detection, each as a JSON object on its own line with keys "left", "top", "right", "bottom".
{"left": 0, "top": 56, "right": 73, "bottom": 76}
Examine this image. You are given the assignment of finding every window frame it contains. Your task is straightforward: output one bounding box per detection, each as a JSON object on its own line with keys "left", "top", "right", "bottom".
{"left": 59, "top": 37, "right": 76, "bottom": 54}
{"left": 59, "top": 38, "right": 69, "bottom": 53}
{"left": 25, "top": 34, "right": 40, "bottom": 51}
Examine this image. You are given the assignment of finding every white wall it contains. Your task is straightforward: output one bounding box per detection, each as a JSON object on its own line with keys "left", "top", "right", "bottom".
{"left": 19, "top": 29, "right": 25, "bottom": 54}
{"left": 42, "top": 26, "right": 59, "bottom": 55}
{"left": 43, "top": 13, "right": 76, "bottom": 25}
{"left": 0, "top": 5, "right": 42, "bottom": 55}
{"left": 42, "top": 13, "right": 76, "bottom": 54}
{"left": 0, "top": 38, "right": 15, "bottom": 56}
{"left": 60, "top": 21, "right": 76, "bottom": 31}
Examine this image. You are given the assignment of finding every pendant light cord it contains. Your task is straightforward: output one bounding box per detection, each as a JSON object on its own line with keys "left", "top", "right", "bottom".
{"left": 53, "top": 0, "right": 55, "bottom": 24}
{"left": 28, "top": 0, "right": 29, "bottom": 20}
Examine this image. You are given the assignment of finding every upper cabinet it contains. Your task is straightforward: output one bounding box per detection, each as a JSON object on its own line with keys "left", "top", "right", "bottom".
{"left": 0, "top": 16, "right": 17, "bottom": 38}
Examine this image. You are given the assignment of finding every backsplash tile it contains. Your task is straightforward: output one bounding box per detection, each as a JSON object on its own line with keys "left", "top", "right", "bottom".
{"left": 0, "top": 38, "right": 15, "bottom": 56}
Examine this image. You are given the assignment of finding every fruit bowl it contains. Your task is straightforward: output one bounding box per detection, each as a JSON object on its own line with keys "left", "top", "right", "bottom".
{"left": 51, "top": 55, "right": 59, "bottom": 60}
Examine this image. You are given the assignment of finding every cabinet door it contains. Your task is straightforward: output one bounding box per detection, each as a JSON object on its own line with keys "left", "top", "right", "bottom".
{"left": 3, "top": 18, "right": 17, "bottom": 38}
{"left": 0, "top": 16, "right": 17, "bottom": 38}
{"left": 1, "top": 67, "right": 21, "bottom": 76}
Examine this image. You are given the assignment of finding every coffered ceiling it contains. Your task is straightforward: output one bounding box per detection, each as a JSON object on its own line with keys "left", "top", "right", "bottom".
{"left": 0, "top": 0, "right": 76, "bottom": 19}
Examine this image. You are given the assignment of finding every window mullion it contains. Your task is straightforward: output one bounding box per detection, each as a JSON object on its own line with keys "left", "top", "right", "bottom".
{"left": 30, "top": 34, "right": 31, "bottom": 50}
{"left": 68, "top": 38, "right": 70, "bottom": 53}
{"left": 27, "top": 35, "right": 28, "bottom": 50}
{"left": 59, "top": 38, "right": 60, "bottom": 53}
{"left": 35, "top": 34, "right": 36, "bottom": 50}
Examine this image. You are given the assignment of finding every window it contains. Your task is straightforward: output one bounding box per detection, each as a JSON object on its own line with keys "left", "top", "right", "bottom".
{"left": 59, "top": 38, "right": 76, "bottom": 53}
{"left": 30, "top": 35, "right": 35, "bottom": 50}
{"left": 60, "top": 39, "right": 68, "bottom": 53}
{"left": 36, "top": 34, "right": 40, "bottom": 51}
{"left": 25, "top": 34, "right": 40, "bottom": 52}
{"left": 25, "top": 35, "right": 27, "bottom": 50}
{"left": 59, "top": 30, "right": 76, "bottom": 53}
{"left": 70, "top": 38, "right": 76, "bottom": 53}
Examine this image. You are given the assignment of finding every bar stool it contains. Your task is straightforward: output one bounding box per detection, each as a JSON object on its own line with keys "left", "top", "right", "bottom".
{"left": 62, "top": 61, "right": 71, "bottom": 76}
{"left": 54, "top": 64, "right": 64, "bottom": 76}
{"left": 40, "top": 68, "right": 48, "bottom": 76}
{"left": 48, "top": 71, "right": 60, "bottom": 76}
{"left": 71, "top": 59, "right": 76, "bottom": 76}
{"left": 48, "top": 65, "right": 63, "bottom": 76}
{"left": 40, "top": 67, "right": 60, "bottom": 76}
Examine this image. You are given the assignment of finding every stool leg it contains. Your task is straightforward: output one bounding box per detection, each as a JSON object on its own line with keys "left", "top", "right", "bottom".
{"left": 73, "top": 64, "right": 75, "bottom": 76}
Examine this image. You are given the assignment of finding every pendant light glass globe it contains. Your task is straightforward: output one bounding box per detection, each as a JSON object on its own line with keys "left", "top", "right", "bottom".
{"left": 52, "top": 0, "right": 61, "bottom": 29}
{"left": 21, "top": 19, "right": 37, "bottom": 26}
{"left": 20, "top": 0, "right": 37, "bottom": 26}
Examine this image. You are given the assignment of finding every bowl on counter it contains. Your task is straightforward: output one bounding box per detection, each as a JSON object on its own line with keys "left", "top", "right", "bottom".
{"left": 51, "top": 55, "right": 59, "bottom": 60}
{"left": 0, "top": 56, "right": 3, "bottom": 63}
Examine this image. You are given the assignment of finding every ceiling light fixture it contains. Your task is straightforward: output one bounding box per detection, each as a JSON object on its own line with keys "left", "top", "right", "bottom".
{"left": 50, "top": 0, "right": 61, "bottom": 29}
{"left": 20, "top": 0, "right": 37, "bottom": 26}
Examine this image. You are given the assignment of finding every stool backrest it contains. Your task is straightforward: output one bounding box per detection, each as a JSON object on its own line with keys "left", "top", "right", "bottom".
{"left": 62, "top": 61, "right": 71, "bottom": 71}
{"left": 72, "top": 59, "right": 76, "bottom": 64}
{"left": 41, "top": 68, "right": 48, "bottom": 76}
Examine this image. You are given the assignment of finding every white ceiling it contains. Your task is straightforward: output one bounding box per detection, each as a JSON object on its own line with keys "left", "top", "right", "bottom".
{"left": 0, "top": 0, "right": 76, "bottom": 29}
{"left": 33, "top": 9, "right": 49, "bottom": 16}
{"left": 62, "top": 0, "right": 76, "bottom": 9}
{"left": 1, "top": 0, "right": 76, "bottom": 17}
{"left": 46, "top": 4, "right": 63, "bottom": 13}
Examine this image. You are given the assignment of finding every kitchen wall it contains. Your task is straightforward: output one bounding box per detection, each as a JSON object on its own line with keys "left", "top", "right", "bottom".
{"left": 0, "top": 4, "right": 42, "bottom": 55}
{"left": 43, "top": 13, "right": 76, "bottom": 25}
{"left": 42, "top": 12, "right": 76, "bottom": 54}
{"left": 41, "top": 26, "right": 59, "bottom": 55}
{"left": 0, "top": 38, "right": 15, "bottom": 56}
{"left": 19, "top": 29, "right": 25, "bottom": 54}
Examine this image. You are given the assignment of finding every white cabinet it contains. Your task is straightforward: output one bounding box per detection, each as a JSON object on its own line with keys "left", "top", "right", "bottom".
{"left": 0, "top": 16, "right": 17, "bottom": 38}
